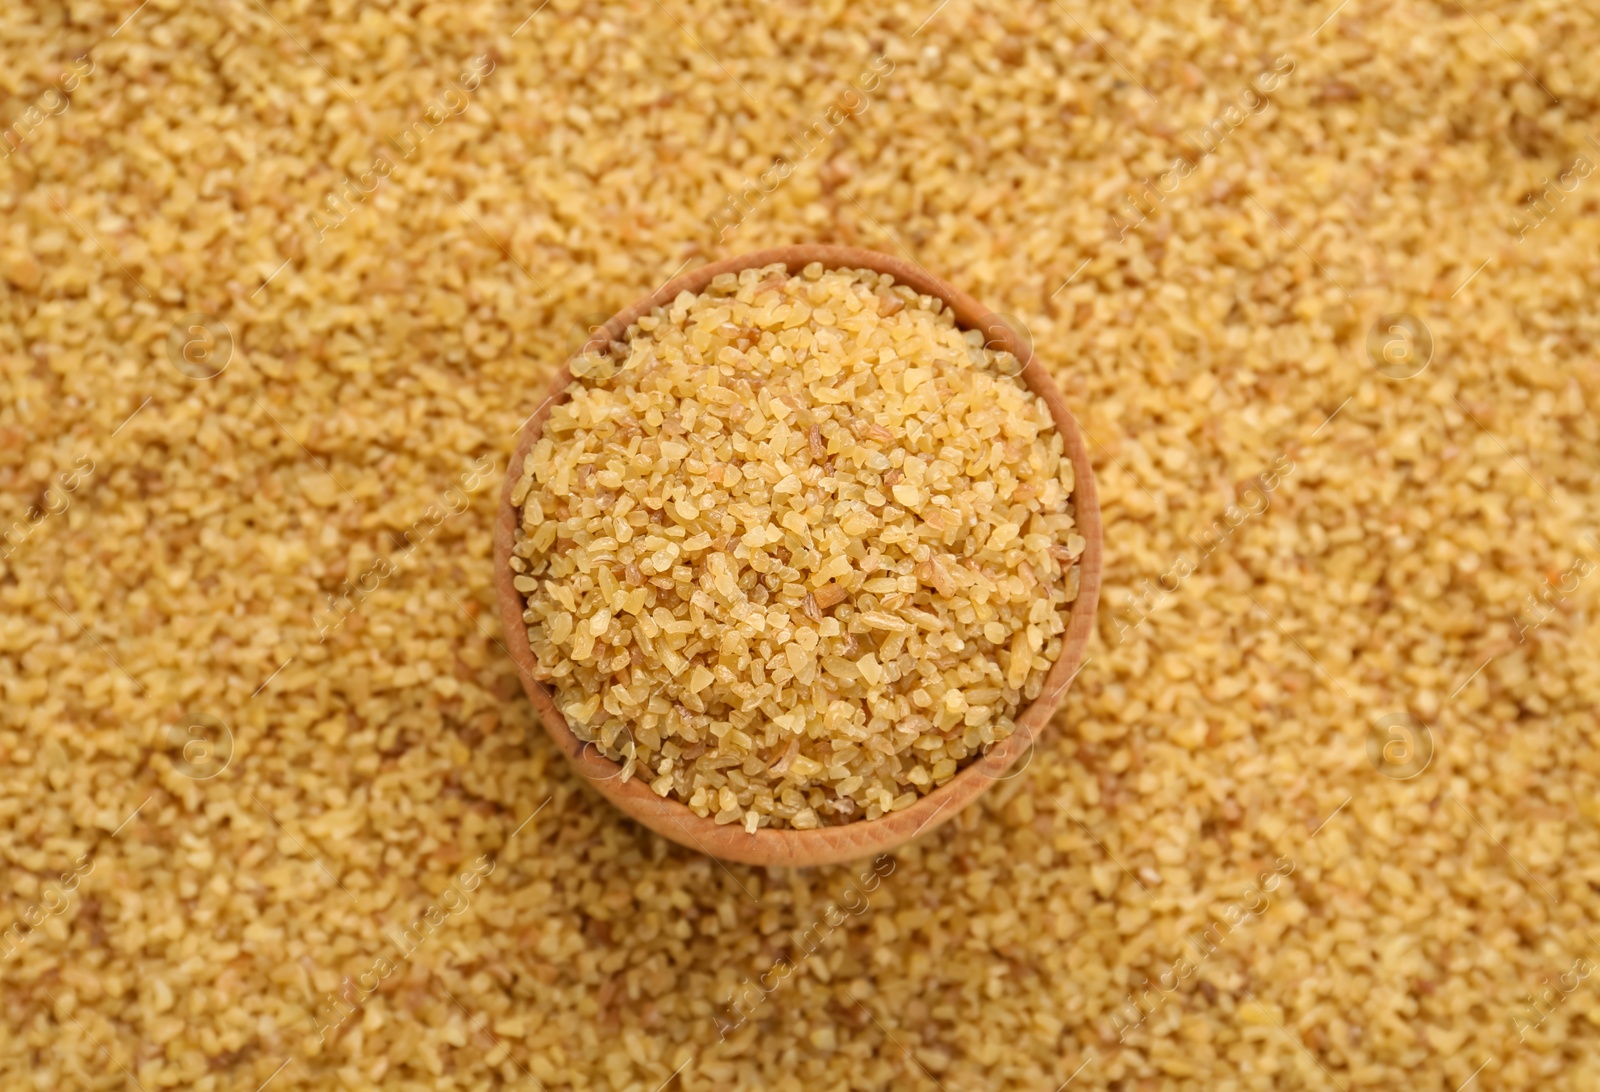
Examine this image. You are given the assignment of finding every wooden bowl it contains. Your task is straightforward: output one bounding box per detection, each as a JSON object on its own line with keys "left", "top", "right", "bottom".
{"left": 494, "top": 245, "right": 1102, "bottom": 867}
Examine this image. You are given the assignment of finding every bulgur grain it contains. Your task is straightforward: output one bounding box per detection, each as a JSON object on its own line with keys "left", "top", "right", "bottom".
{"left": 512, "top": 265, "right": 1078, "bottom": 828}
{"left": 3, "top": 0, "right": 1597, "bottom": 1089}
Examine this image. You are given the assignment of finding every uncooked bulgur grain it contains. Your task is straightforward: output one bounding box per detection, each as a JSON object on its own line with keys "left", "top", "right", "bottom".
{"left": 511, "top": 263, "right": 1081, "bottom": 829}
{"left": 4, "top": 0, "right": 1598, "bottom": 1089}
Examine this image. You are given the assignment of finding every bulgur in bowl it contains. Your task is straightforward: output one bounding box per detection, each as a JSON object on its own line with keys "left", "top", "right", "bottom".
{"left": 493, "top": 245, "right": 1101, "bottom": 866}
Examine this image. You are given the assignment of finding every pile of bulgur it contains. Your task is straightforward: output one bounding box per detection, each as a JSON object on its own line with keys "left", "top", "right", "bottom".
{"left": 511, "top": 263, "right": 1081, "bottom": 830}
{"left": 2, "top": 0, "right": 1598, "bottom": 1090}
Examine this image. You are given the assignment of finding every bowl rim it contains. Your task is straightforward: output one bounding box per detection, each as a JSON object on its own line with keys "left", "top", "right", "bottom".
{"left": 493, "top": 244, "right": 1102, "bottom": 867}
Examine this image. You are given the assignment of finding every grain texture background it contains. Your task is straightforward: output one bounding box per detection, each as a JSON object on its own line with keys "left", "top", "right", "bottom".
{"left": 1, "top": 0, "right": 1597, "bottom": 1089}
